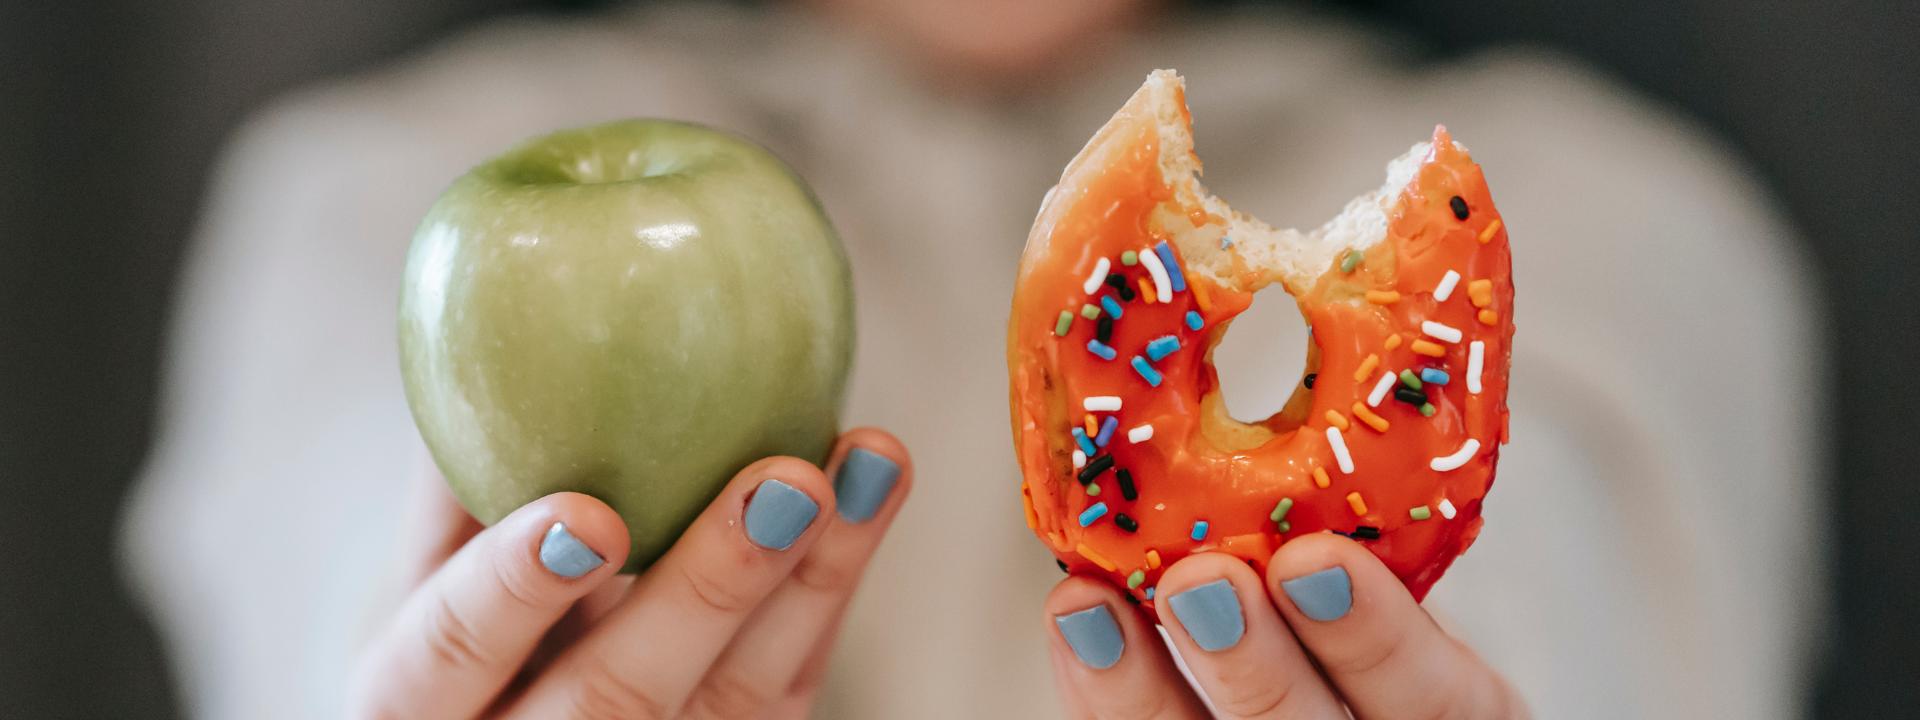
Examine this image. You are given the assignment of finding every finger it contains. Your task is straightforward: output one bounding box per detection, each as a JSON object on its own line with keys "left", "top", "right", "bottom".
{"left": 506, "top": 456, "right": 835, "bottom": 719}
{"left": 1046, "top": 576, "right": 1210, "bottom": 719}
{"left": 1266, "top": 534, "right": 1527, "bottom": 719}
{"left": 405, "top": 458, "right": 484, "bottom": 586}
{"left": 1154, "top": 553, "right": 1347, "bottom": 718}
{"left": 684, "top": 429, "right": 913, "bottom": 718}
{"left": 349, "top": 492, "right": 630, "bottom": 720}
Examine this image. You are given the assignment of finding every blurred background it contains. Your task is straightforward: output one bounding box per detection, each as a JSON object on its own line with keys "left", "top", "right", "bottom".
{"left": 1, "top": 0, "right": 1915, "bottom": 717}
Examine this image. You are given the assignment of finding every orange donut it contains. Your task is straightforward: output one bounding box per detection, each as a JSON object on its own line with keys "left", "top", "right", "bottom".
{"left": 1007, "top": 70, "right": 1513, "bottom": 607}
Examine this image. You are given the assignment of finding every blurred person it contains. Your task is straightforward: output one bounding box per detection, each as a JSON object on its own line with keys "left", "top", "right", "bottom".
{"left": 122, "top": 0, "right": 1823, "bottom": 717}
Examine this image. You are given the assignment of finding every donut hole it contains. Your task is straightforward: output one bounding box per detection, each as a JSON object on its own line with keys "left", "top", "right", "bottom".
{"left": 1211, "top": 284, "right": 1313, "bottom": 425}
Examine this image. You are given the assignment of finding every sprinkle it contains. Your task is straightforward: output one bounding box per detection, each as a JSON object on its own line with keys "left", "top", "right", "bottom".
{"left": 1144, "top": 587, "right": 1155, "bottom": 600}
{"left": 1115, "top": 513, "right": 1138, "bottom": 533}
{"left": 1191, "top": 281, "right": 1214, "bottom": 312}
{"left": 1138, "top": 277, "right": 1157, "bottom": 303}
{"left": 1434, "top": 270, "right": 1462, "bottom": 301}
{"left": 1127, "top": 569, "right": 1145, "bottom": 588}
{"left": 1146, "top": 549, "right": 1161, "bottom": 569}
{"left": 1323, "top": 410, "right": 1350, "bottom": 431}
{"left": 1312, "top": 466, "right": 1331, "bottom": 488}
{"left": 1467, "top": 341, "right": 1486, "bottom": 393}
{"left": 1399, "top": 369, "right": 1423, "bottom": 390}
{"left": 1325, "top": 427, "right": 1355, "bottom": 473}
{"left": 1100, "top": 296, "right": 1124, "bottom": 320}
{"left": 1130, "top": 356, "right": 1163, "bottom": 387}
{"left": 1086, "top": 340, "right": 1118, "bottom": 360}
{"left": 1221, "top": 235, "right": 1234, "bottom": 249}
{"left": 1411, "top": 339, "right": 1446, "bottom": 357}
{"left": 1270, "top": 497, "right": 1294, "bottom": 522}
{"left": 1410, "top": 505, "right": 1432, "bottom": 521}
{"left": 1053, "top": 311, "right": 1073, "bottom": 336}
{"left": 1365, "top": 290, "right": 1401, "bottom": 304}
{"left": 1478, "top": 218, "right": 1503, "bottom": 244}
{"left": 1082, "top": 257, "right": 1112, "bottom": 295}
{"left": 1153, "top": 241, "right": 1188, "bottom": 292}
{"left": 1078, "top": 502, "right": 1109, "bottom": 527}
{"left": 1146, "top": 335, "right": 1181, "bottom": 361}
{"left": 1467, "top": 279, "right": 1494, "bottom": 308}
{"left": 1127, "top": 424, "right": 1154, "bottom": 443}
{"left": 1094, "top": 416, "right": 1118, "bottom": 448}
{"left": 1430, "top": 439, "right": 1481, "bottom": 471}
{"left": 1449, "top": 195, "right": 1470, "bottom": 220}
{"left": 1351, "top": 402, "right": 1390, "bottom": 433}
{"left": 1393, "top": 386, "right": 1429, "bottom": 406}
{"left": 1340, "top": 249, "right": 1363, "bottom": 273}
{"left": 1354, "top": 354, "right": 1380, "bottom": 382}
{"left": 1346, "top": 492, "right": 1369, "bottom": 516}
{"left": 1095, "top": 315, "right": 1114, "bottom": 344}
{"left": 1478, "top": 309, "right": 1499, "bottom": 325}
{"left": 1188, "top": 207, "right": 1209, "bottom": 227}
{"left": 1303, "top": 373, "right": 1317, "bottom": 389}
{"left": 1078, "top": 453, "right": 1114, "bottom": 484}
{"left": 1117, "top": 469, "right": 1138, "bottom": 500}
{"left": 1077, "top": 542, "right": 1117, "bottom": 571}
{"left": 1352, "top": 526, "right": 1381, "bottom": 540}
{"left": 1190, "top": 521, "right": 1209, "bottom": 541}
{"left": 1366, "top": 371, "right": 1397, "bottom": 406}
{"left": 1084, "top": 396, "right": 1122, "bottom": 412}
{"left": 1086, "top": 482, "right": 1101, "bottom": 496}
{"left": 1421, "top": 320, "right": 1463, "bottom": 343}
{"left": 1185, "top": 311, "right": 1204, "bottom": 331}
{"left": 1072, "top": 449, "right": 1086, "bottom": 469}
{"left": 1056, "top": 558, "right": 1068, "bottom": 572}
{"left": 1121, "top": 250, "right": 1139, "bottom": 266}
{"left": 1139, "top": 246, "right": 1174, "bottom": 302}
{"left": 1072, "top": 429, "right": 1097, "bottom": 458}
{"left": 1420, "top": 368, "right": 1450, "bottom": 385}
{"left": 1419, "top": 402, "right": 1436, "bottom": 417}
{"left": 1384, "top": 334, "right": 1402, "bottom": 350}
{"left": 1084, "top": 414, "right": 1098, "bottom": 437}
{"left": 1277, "top": 521, "right": 1292, "bottom": 533}
{"left": 1438, "top": 498, "right": 1458, "bottom": 519}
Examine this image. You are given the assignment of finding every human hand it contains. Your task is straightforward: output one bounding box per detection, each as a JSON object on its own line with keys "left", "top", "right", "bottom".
{"left": 348, "top": 428, "right": 911, "bottom": 719}
{"left": 1045, "top": 534, "right": 1527, "bottom": 718}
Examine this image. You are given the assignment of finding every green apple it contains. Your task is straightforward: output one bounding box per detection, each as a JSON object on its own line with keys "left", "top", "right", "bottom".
{"left": 399, "top": 119, "right": 853, "bottom": 571}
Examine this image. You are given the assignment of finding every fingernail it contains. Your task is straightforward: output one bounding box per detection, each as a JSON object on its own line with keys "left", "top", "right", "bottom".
{"left": 1168, "top": 579, "right": 1244, "bottom": 652}
{"left": 1054, "top": 605, "right": 1125, "bottom": 669}
{"left": 1281, "top": 566, "right": 1353, "bottom": 622}
{"left": 539, "top": 522, "right": 605, "bottom": 579}
{"left": 834, "top": 448, "right": 900, "bottom": 522}
{"left": 744, "top": 478, "right": 819, "bottom": 550}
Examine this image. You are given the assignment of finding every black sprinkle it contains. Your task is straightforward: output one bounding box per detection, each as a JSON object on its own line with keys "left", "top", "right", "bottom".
{"left": 1116, "top": 469, "right": 1138, "bottom": 501}
{"left": 1352, "top": 525, "right": 1382, "bottom": 540}
{"left": 1393, "top": 386, "right": 1428, "bottom": 405}
{"left": 1449, "top": 195, "right": 1470, "bottom": 221}
{"left": 1114, "top": 513, "right": 1139, "bottom": 533}
{"left": 1303, "top": 373, "right": 1317, "bottom": 389}
{"left": 1077, "top": 453, "right": 1114, "bottom": 485}
{"left": 1057, "top": 559, "right": 1069, "bottom": 573}
{"left": 1122, "top": 591, "right": 1141, "bottom": 606}
{"left": 1096, "top": 315, "right": 1114, "bottom": 344}
{"left": 1105, "top": 273, "right": 1128, "bottom": 291}
{"left": 1117, "top": 282, "right": 1136, "bottom": 302}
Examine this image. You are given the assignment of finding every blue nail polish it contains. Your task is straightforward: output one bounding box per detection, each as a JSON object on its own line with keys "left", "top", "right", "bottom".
{"left": 744, "top": 478, "right": 819, "bottom": 550}
{"left": 539, "top": 522, "right": 604, "bottom": 579}
{"left": 834, "top": 448, "right": 900, "bottom": 523}
{"left": 1281, "top": 567, "right": 1353, "bottom": 622}
{"left": 1055, "top": 605, "right": 1125, "bottom": 669}
{"left": 1168, "top": 579, "right": 1245, "bottom": 652}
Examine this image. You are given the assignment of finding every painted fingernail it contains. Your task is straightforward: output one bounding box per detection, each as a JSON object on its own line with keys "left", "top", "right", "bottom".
{"left": 1055, "top": 605, "right": 1125, "bottom": 669}
{"left": 834, "top": 448, "right": 901, "bottom": 522}
{"left": 1168, "top": 579, "right": 1244, "bottom": 652}
{"left": 1281, "top": 566, "right": 1353, "bottom": 622}
{"left": 539, "top": 522, "right": 604, "bottom": 578}
{"left": 744, "top": 478, "right": 819, "bottom": 550}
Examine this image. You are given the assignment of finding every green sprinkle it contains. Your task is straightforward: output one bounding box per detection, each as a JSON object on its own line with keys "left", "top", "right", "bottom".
{"left": 1081, "top": 304, "right": 1100, "bottom": 319}
{"left": 1410, "top": 506, "right": 1432, "bottom": 521}
{"left": 1086, "top": 482, "right": 1101, "bottom": 496}
{"left": 1340, "top": 249, "right": 1363, "bottom": 273}
{"left": 1127, "top": 569, "right": 1146, "bottom": 588}
{"left": 1054, "top": 311, "right": 1074, "bottom": 337}
{"left": 1399, "top": 369, "right": 1422, "bottom": 390}
{"left": 1276, "top": 521, "right": 1291, "bottom": 533}
{"left": 1419, "top": 402, "right": 1436, "bottom": 417}
{"left": 1121, "top": 250, "right": 1139, "bottom": 266}
{"left": 1270, "top": 497, "right": 1294, "bottom": 523}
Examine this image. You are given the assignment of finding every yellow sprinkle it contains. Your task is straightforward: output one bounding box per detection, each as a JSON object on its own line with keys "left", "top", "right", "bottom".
{"left": 1312, "top": 466, "right": 1331, "bottom": 489}
{"left": 1365, "top": 290, "right": 1401, "bottom": 305}
{"left": 1478, "top": 218, "right": 1503, "bottom": 244}
{"left": 1353, "top": 353, "right": 1380, "bottom": 382}
{"left": 1351, "top": 402, "right": 1390, "bottom": 433}
{"left": 1324, "top": 410, "right": 1350, "bottom": 431}
{"left": 1384, "top": 334, "right": 1402, "bottom": 350}
{"left": 1146, "top": 550, "right": 1162, "bottom": 569}
{"left": 1076, "top": 543, "right": 1117, "bottom": 572}
{"left": 1411, "top": 339, "right": 1446, "bottom": 357}
{"left": 1138, "top": 277, "right": 1157, "bottom": 304}
{"left": 1346, "top": 491, "right": 1369, "bottom": 516}
{"left": 1478, "top": 309, "right": 1499, "bottom": 325}
{"left": 1084, "top": 414, "right": 1098, "bottom": 437}
{"left": 1468, "top": 279, "right": 1494, "bottom": 308}
{"left": 1191, "top": 280, "right": 1214, "bottom": 312}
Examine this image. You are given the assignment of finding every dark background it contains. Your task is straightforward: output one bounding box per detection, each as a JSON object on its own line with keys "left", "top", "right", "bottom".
{"left": 2, "top": 0, "right": 1913, "bottom": 716}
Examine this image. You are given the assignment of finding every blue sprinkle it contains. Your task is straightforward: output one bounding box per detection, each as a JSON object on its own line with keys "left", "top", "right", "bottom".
{"left": 1094, "top": 416, "right": 1118, "bottom": 448}
{"left": 1144, "top": 587, "right": 1156, "bottom": 600}
{"left": 1420, "top": 367, "right": 1451, "bottom": 386}
{"left": 1130, "top": 356, "right": 1164, "bottom": 387}
{"left": 1079, "top": 502, "right": 1109, "bottom": 527}
{"left": 1190, "top": 520, "right": 1209, "bottom": 541}
{"left": 1186, "top": 311, "right": 1205, "bottom": 331}
{"left": 1221, "top": 235, "right": 1233, "bottom": 249}
{"left": 1146, "top": 335, "right": 1182, "bottom": 362}
{"left": 1072, "top": 428, "right": 1096, "bottom": 456}
{"left": 1153, "top": 241, "right": 1187, "bottom": 292}
{"left": 1100, "top": 296, "right": 1124, "bottom": 319}
{"left": 1086, "top": 339, "right": 1117, "bottom": 361}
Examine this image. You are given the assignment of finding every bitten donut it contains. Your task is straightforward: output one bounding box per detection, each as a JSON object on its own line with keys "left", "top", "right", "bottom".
{"left": 1008, "top": 70, "right": 1513, "bottom": 607}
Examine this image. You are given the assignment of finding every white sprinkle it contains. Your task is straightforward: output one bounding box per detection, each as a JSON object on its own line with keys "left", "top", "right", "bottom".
{"left": 1083, "top": 257, "right": 1112, "bottom": 295}
{"left": 1438, "top": 498, "right": 1458, "bottom": 519}
{"left": 1127, "top": 424, "right": 1155, "bottom": 443}
{"left": 1433, "top": 270, "right": 1461, "bottom": 302}
{"left": 1421, "top": 320, "right": 1463, "bottom": 344}
{"left": 1139, "top": 246, "right": 1173, "bottom": 303}
{"left": 1326, "top": 426, "right": 1355, "bottom": 474}
{"left": 1467, "top": 341, "right": 1486, "bottom": 394}
{"left": 1430, "top": 439, "right": 1481, "bottom": 472}
{"left": 1083, "top": 396, "right": 1122, "bottom": 412}
{"left": 1366, "top": 371, "right": 1397, "bottom": 407}
{"left": 1072, "top": 449, "right": 1087, "bottom": 469}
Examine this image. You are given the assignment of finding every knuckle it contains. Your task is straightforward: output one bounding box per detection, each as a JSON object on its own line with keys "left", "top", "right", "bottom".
{"left": 1207, "top": 660, "right": 1299, "bottom": 718}
{"left": 566, "top": 658, "right": 674, "bottom": 720}
{"left": 678, "top": 561, "right": 757, "bottom": 616}
{"left": 420, "top": 594, "right": 492, "bottom": 669}
{"left": 1089, "top": 691, "right": 1178, "bottom": 720}
{"left": 490, "top": 544, "right": 551, "bottom": 609}
{"left": 683, "top": 668, "right": 776, "bottom": 720}
{"left": 788, "top": 552, "right": 857, "bottom": 595}
{"left": 1329, "top": 629, "right": 1411, "bottom": 679}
